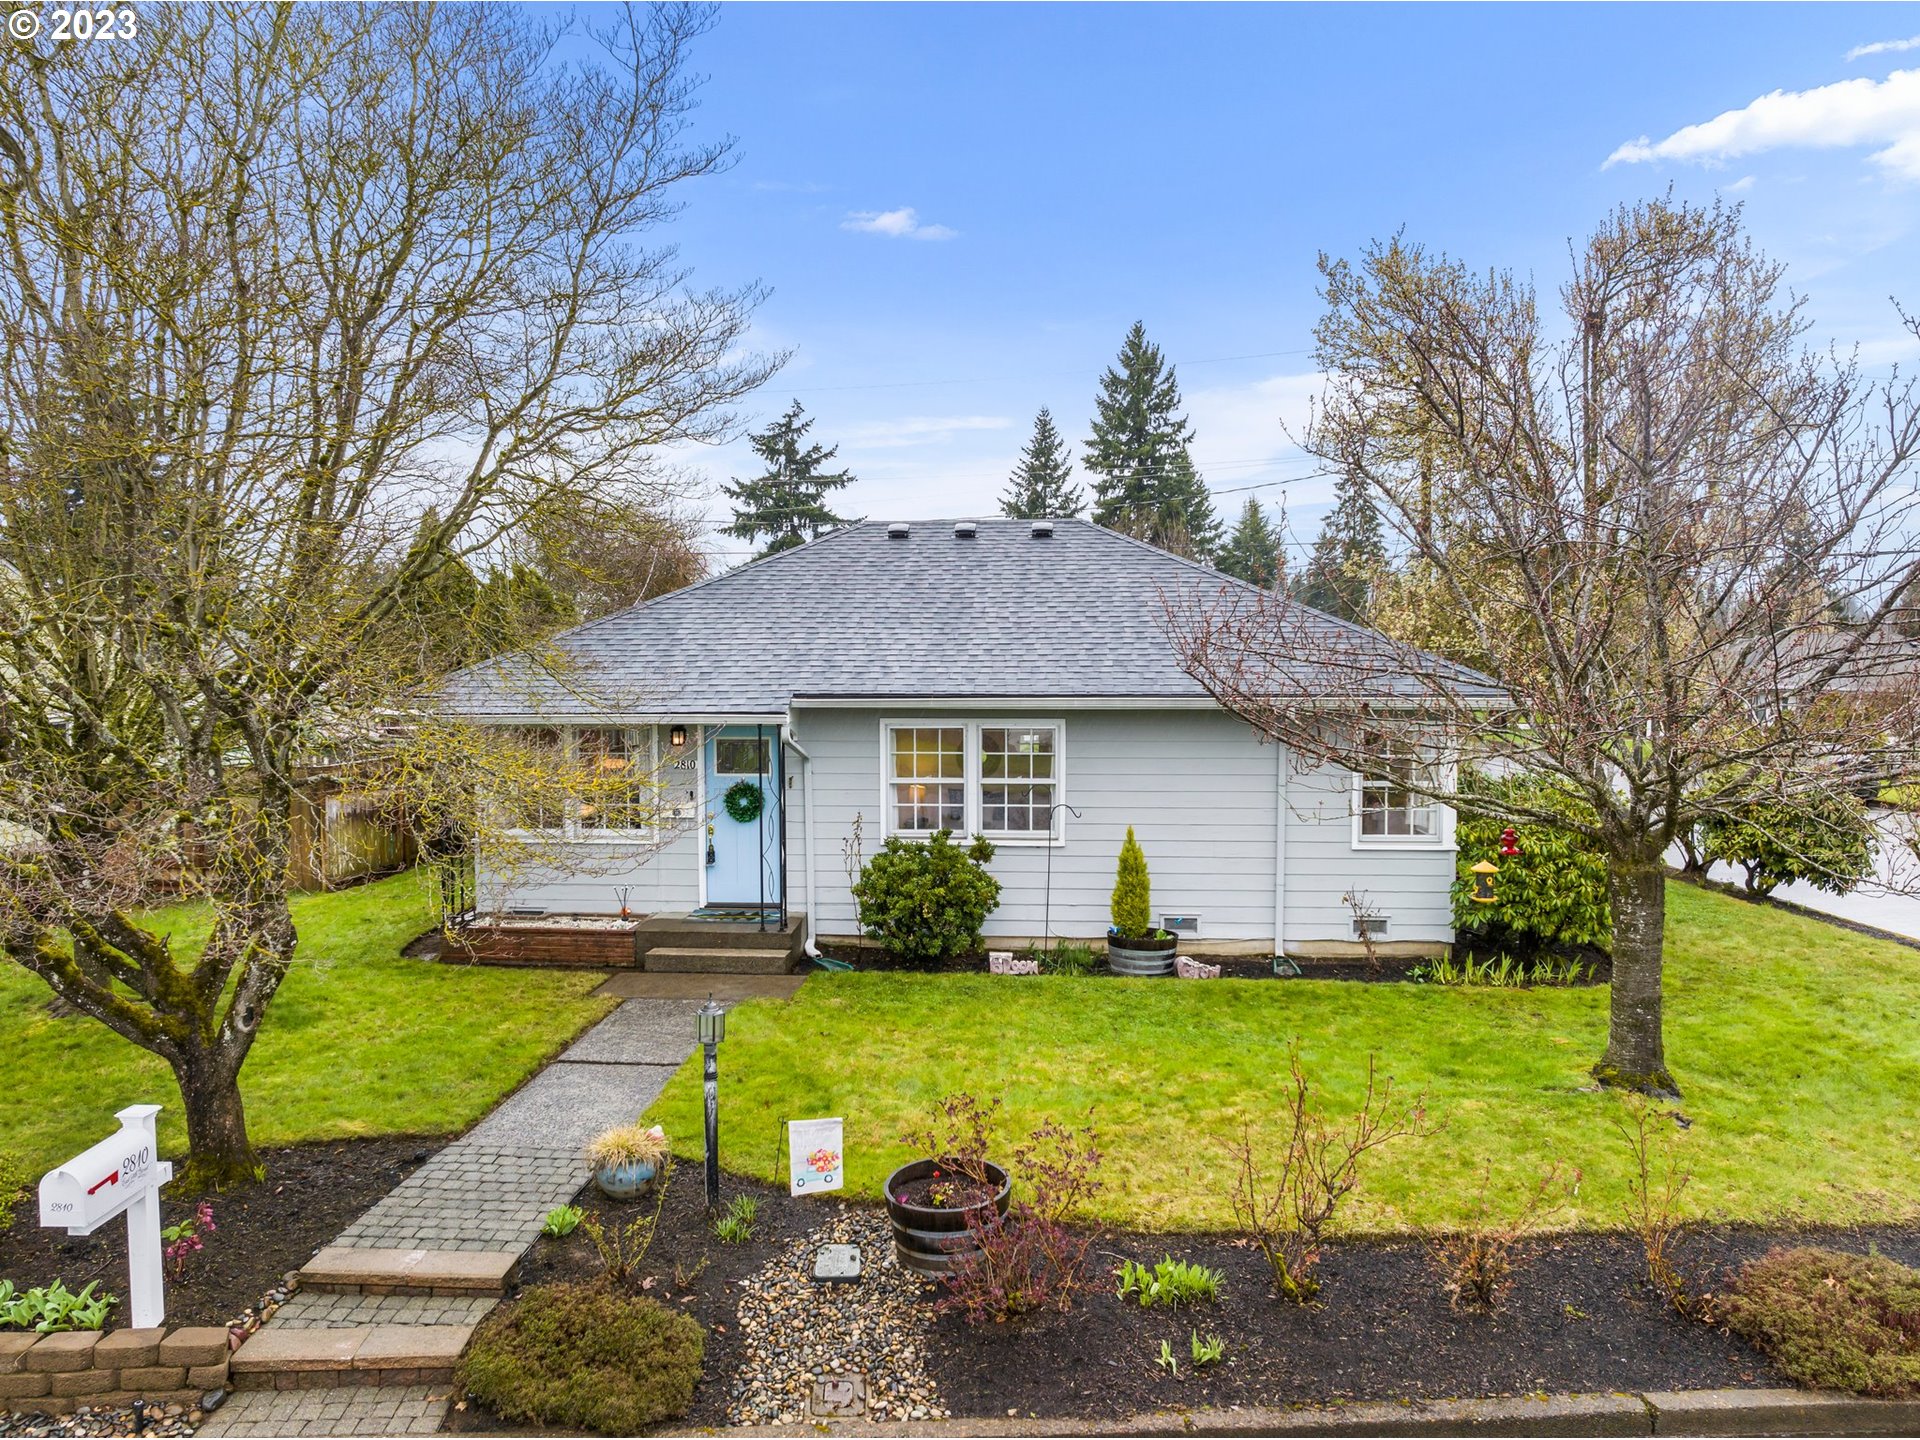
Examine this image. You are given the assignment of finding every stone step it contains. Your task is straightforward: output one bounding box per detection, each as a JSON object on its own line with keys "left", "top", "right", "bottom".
{"left": 228, "top": 1324, "right": 473, "bottom": 1391}
{"left": 297, "top": 1247, "right": 516, "bottom": 1297}
{"left": 642, "top": 945, "right": 801, "bottom": 975}
{"left": 193, "top": 1383, "right": 451, "bottom": 1438}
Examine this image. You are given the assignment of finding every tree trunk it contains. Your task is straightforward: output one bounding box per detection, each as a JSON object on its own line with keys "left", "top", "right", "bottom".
{"left": 173, "top": 1049, "right": 263, "bottom": 1190}
{"left": 1594, "top": 860, "right": 1679, "bottom": 1098}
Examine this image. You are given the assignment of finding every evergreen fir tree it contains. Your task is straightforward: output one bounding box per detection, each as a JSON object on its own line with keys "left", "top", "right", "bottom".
{"left": 998, "top": 407, "right": 1084, "bottom": 519}
{"left": 721, "top": 400, "right": 856, "bottom": 558}
{"left": 1217, "top": 498, "right": 1283, "bottom": 588}
{"left": 1292, "top": 470, "right": 1387, "bottom": 621}
{"left": 1083, "top": 322, "right": 1219, "bottom": 558}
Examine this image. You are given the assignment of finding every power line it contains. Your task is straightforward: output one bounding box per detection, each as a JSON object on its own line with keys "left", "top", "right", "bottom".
{"left": 785, "top": 347, "right": 1315, "bottom": 397}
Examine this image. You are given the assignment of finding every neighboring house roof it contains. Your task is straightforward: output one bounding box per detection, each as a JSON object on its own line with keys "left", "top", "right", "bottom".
{"left": 437, "top": 517, "right": 1502, "bottom": 719}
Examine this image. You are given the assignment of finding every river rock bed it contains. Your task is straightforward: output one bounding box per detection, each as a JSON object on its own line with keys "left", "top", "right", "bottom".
{"left": 0, "top": 1398, "right": 202, "bottom": 1439}
{"left": 726, "top": 1209, "right": 948, "bottom": 1425}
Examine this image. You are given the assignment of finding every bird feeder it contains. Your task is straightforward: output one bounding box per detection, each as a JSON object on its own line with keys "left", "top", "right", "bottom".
{"left": 1468, "top": 860, "right": 1499, "bottom": 904}
{"left": 1498, "top": 827, "right": 1521, "bottom": 858}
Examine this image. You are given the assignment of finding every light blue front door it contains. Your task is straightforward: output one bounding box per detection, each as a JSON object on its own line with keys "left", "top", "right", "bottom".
{"left": 704, "top": 726, "right": 782, "bottom": 906}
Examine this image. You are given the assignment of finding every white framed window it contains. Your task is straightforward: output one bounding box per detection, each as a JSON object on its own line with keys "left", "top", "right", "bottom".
{"left": 887, "top": 725, "right": 967, "bottom": 834}
{"left": 499, "top": 725, "right": 659, "bottom": 841}
{"left": 882, "top": 720, "right": 1065, "bottom": 844}
{"left": 979, "top": 725, "right": 1057, "bottom": 838}
{"left": 1350, "top": 753, "right": 1451, "bottom": 849}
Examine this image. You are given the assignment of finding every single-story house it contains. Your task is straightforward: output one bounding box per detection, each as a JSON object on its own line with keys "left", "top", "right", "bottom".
{"left": 438, "top": 517, "right": 1500, "bottom": 965}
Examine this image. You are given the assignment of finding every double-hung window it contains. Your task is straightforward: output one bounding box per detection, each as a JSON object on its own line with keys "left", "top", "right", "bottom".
{"left": 885, "top": 721, "right": 1064, "bottom": 843}
{"left": 576, "top": 727, "right": 649, "bottom": 836}
{"left": 1352, "top": 749, "right": 1447, "bottom": 847}
{"left": 888, "top": 726, "right": 966, "bottom": 833}
{"left": 500, "top": 725, "right": 656, "bottom": 839}
{"left": 980, "top": 726, "right": 1056, "bottom": 837}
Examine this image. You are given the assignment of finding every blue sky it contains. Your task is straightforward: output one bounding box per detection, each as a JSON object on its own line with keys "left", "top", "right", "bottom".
{"left": 644, "top": 3, "right": 1920, "bottom": 563}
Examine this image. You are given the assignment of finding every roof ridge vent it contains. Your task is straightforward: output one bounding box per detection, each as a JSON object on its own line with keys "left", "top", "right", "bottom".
{"left": 954, "top": 519, "right": 978, "bottom": 539}
{"left": 1030, "top": 519, "right": 1054, "bottom": 538}
{"left": 886, "top": 521, "right": 910, "bottom": 539}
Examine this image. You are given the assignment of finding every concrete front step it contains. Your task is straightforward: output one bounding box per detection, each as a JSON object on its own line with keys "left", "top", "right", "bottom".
{"left": 228, "top": 1324, "right": 473, "bottom": 1391}
{"left": 642, "top": 945, "right": 802, "bottom": 975}
{"left": 297, "top": 1246, "right": 516, "bottom": 1297}
{"left": 634, "top": 912, "right": 805, "bottom": 953}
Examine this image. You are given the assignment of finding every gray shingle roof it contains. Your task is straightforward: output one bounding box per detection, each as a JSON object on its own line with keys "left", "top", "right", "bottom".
{"left": 437, "top": 518, "right": 1500, "bottom": 718}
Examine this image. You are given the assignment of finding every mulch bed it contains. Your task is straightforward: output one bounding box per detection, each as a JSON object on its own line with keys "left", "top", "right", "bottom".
{"left": 928, "top": 1222, "right": 1920, "bottom": 1419}
{"left": 470, "top": 1157, "right": 1920, "bottom": 1425}
{"left": 0, "top": 1138, "right": 437, "bottom": 1329}
{"left": 819, "top": 943, "right": 1609, "bottom": 986}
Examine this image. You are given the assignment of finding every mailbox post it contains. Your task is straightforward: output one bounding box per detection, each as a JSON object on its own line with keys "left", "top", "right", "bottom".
{"left": 39, "top": 1105, "right": 173, "bottom": 1328}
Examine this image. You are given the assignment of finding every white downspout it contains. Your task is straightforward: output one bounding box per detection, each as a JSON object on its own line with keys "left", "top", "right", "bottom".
{"left": 1273, "top": 741, "right": 1289, "bottom": 959}
{"left": 784, "top": 724, "right": 821, "bottom": 958}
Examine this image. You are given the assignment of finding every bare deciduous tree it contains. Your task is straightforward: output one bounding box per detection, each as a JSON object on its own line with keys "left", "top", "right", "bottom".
{"left": 1170, "top": 198, "right": 1920, "bottom": 1097}
{"left": 0, "top": 3, "right": 775, "bottom": 1184}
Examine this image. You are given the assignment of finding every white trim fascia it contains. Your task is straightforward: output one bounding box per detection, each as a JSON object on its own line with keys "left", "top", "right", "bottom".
{"left": 465, "top": 711, "right": 787, "bottom": 728}
{"left": 798, "top": 695, "right": 1218, "bottom": 712}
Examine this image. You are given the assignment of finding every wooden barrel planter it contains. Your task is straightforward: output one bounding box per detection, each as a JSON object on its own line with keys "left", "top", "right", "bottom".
{"left": 884, "top": 1159, "right": 1012, "bottom": 1276}
{"left": 1108, "top": 935, "right": 1177, "bottom": 976}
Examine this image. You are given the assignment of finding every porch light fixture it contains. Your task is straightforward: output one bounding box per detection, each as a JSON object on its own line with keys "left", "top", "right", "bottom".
{"left": 1468, "top": 860, "right": 1499, "bottom": 905}
{"left": 669, "top": 725, "right": 688, "bottom": 748}
{"left": 698, "top": 996, "right": 726, "bottom": 1208}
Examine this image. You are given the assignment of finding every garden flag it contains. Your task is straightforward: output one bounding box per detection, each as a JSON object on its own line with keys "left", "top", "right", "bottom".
{"left": 787, "top": 1117, "right": 844, "bottom": 1196}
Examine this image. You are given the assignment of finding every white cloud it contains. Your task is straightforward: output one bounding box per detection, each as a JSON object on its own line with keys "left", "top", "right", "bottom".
{"left": 1606, "top": 67, "right": 1920, "bottom": 181}
{"left": 1848, "top": 35, "right": 1920, "bottom": 62}
{"left": 841, "top": 414, "right": 1010, "bottom": 449}
{"left": 840, "top": 206, "right": 958, "bottom": 241}
{"left": 1724, "top": 174, "right": 1757, "bottom": 193}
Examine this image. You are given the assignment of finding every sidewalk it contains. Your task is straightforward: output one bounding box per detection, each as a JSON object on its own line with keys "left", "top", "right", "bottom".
{"left": 198, "top": 982, "right": 789, "bottom": 1438}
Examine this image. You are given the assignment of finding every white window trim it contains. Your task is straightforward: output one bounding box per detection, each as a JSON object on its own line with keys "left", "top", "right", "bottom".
{"left": 1348, "top": 763, "right": 1456, "bottom": 852}
{"left": 879, "top": 718, "right": 1068, "bottom": 847}
{"left": 498, "top": 725, "right": 659, "bottom": 844}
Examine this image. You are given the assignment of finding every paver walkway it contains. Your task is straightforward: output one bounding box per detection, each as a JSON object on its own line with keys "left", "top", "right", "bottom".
{"left": 202, "top": 982, "right": 797, "bottom": 1437}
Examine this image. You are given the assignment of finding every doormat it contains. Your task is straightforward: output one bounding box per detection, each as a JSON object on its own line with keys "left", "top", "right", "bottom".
{"left": 686, "top": 905, "right": 783, "bottom": 924}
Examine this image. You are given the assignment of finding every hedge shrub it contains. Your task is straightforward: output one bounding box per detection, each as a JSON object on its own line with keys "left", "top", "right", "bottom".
{"left": 1700, "top": 792, "right": 1874, "bottom": 898}
{"left": 1723, "top": 1247, "right": 1920, "bottom": 1396}
{"left": 1451, "top": 772, "right": 1609, "bottom": 955}
{"left": 456, "top": 1283, "right": 705, "bottom": 1433}
{"left": 851, "top": 828, "right": 1001, "bottom": 960}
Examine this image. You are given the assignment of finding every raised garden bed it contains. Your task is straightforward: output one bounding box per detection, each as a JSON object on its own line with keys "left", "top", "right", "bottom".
{"left": 0, "top": 1138, "right": 436, "bottom": 1330}
{"left": 451, "top": 916, "right": 640, "bottom": 969}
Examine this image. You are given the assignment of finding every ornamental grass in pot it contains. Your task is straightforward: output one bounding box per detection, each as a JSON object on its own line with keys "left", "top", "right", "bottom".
{"left": 587, "top": 1123, "right": 669, "bottom": 1201}
{"left": 1107, "top": 826, "right": 1176, "bottom": 975}
{"left": 885, "top": 1094, "right": 1011, "bottom": 1275}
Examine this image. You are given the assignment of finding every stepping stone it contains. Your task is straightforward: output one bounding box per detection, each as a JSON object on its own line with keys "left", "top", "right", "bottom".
{"left": 298, "top": 1246, "right": 517, "bottom": 1296}
{"left": 229, "top": 1324, "right": 474, "bottom": 1390}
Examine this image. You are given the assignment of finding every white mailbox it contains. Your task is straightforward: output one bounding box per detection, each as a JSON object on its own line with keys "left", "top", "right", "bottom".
{"left": 40, "top": 1105, "right": 173, "bottom": 1327}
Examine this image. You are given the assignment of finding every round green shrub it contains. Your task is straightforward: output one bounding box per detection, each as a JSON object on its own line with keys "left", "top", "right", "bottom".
{"left": 455, "top": 1282, "right": 705, "bottom": 1433}
{"left": 1451, "top": 772, "right": 1610, "bottom": 954}
{"left": 851, "top": 828, "right": 1001, "bottom": 960}
{"left": 1700, "top": 792, "right": 1873, "bottom": 898}
{"left": 1724, "top": 1246, "right": 1920, "bottom": 1396}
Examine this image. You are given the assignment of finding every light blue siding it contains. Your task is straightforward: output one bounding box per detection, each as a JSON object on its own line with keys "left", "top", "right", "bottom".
{"left": 475, "top": 706, "right": 1457, "bottom": 952}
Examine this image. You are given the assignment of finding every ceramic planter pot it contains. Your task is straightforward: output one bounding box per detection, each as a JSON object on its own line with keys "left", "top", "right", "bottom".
{"left": 594, "top": 1156, "right": 661, "bottom": 1200}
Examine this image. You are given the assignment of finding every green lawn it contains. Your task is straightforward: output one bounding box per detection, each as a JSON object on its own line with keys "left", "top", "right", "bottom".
{"left": 1, "top": 871, "right": 614, "bottom": 1175}
{"left": 648, "top": 881, "right": 1920, "bottom": 1233}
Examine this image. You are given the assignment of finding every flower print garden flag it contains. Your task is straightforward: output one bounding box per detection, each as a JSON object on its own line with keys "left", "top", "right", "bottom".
{"left": 787, "top": 1117, "right": 844, "bottom": 1196}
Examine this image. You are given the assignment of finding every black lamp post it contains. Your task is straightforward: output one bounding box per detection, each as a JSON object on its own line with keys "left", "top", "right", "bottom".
{"left": 697, "top": 996, "right": 726, "bottom": 1208}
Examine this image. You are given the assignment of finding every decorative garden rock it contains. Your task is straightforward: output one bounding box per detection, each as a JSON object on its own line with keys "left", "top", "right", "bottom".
{"left": 1175, "top": 955, "right": 1222, "bottom": 979}
{"left": 988, "top": 953, "right": 1039, "bottom": 975}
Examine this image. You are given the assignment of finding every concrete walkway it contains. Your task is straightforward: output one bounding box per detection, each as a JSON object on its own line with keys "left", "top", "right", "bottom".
{"left": 202, "top": 980, "right": 801, "bottom": 1437}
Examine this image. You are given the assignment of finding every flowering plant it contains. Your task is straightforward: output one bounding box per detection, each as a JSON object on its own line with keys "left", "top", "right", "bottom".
{"left": 161, "top": 1202, "right": 216, "bottom": 1279}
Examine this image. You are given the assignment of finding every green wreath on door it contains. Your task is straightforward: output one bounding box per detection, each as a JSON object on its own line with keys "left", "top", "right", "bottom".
{"left": 722, "top": 779, "right": 764, "bottom": 824}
